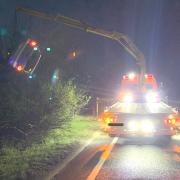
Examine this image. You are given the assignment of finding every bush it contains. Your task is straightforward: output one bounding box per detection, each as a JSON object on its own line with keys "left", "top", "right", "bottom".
{"left": 47, "top": 81, "right": 91, "bottom": 126}
{"left": 0, "top": 116, "right": 97, "bottom": 180}
{"left": 0, "top": 72, "right": 90, "bottom": 143}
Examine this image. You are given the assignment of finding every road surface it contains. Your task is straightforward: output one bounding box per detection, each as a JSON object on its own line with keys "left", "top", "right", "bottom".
{"left": 51, "top": 133, "right": 180, "bottom": 180}
{"left": 50, "top": 102, "right": 180, "bottom": 180}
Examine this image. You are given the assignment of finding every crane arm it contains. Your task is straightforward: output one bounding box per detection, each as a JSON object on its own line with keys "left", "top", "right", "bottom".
{"left": 16, "top": 7, "right": 146, "bottom": 76}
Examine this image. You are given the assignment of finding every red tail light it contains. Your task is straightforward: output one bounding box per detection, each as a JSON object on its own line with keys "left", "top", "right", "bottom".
{"left": 145, "top": 74, "right": 153, "bottom": 79}
{"left": 123, "top": 75, "right": 129, "bottom": 80}
{"left": 28, "top": 40, "right": 38, "bottom": 47}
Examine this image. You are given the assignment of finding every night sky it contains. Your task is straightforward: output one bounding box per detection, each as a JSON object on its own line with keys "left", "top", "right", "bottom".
{"left": 1, "top": 0, "right": 180, "bottom": 100}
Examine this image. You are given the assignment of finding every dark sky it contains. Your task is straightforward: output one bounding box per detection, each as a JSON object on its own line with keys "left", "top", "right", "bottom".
{"left": 1, "top": 0, "right": 180, "bottom": 100}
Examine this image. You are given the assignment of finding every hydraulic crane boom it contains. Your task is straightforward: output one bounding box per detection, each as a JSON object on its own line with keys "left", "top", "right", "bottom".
{"left": 16, "top": 7, "right": 146, "bottom": 84}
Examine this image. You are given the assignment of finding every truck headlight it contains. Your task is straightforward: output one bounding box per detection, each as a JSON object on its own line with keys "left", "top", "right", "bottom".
{"left": 141, "top": 120, "right": 155, "bottom": 132}
{"left": 127, "top": 120, "right": 155, "bottom": 133}
{"left": 128, "top": 121, "right": 139, "bottom": 131}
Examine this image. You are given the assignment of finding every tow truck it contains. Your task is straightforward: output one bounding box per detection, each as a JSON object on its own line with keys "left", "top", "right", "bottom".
{"left": 100, "top": 72, "right": 180, "bottom": 138}
{"left": 14, "top": 7, "right": 180, "bottom": 139}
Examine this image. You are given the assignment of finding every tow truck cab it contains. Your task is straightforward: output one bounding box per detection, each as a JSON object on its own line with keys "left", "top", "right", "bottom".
{"left": 99, "top": 73, "right": 180, "bottom": 138}
{"left": 119, "top": 73, "right": 159, "bottom": 103}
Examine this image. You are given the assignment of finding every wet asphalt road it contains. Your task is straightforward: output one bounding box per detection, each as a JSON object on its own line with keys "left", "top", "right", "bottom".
{"left": 52, "top": 133, "right": 180, "bottom": 180}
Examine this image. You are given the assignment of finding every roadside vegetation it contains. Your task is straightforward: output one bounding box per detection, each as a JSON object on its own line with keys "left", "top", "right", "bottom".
{"left": 0, "top": 116, "right": 98, "bottom": 180}
{"left": 0, "top": 69, "right": 98, "bottom": 180}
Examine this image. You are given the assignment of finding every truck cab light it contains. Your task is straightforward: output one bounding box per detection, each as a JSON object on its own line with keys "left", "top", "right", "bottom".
{"left": 128, "top": 73, "right": 136, "bottom": 80}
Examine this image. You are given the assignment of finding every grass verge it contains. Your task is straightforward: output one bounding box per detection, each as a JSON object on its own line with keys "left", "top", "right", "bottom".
{"left": 0, "top": 116, "right": 98, "bottom": 180}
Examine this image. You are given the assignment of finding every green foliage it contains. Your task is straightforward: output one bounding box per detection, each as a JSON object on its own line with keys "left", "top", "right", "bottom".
{"left": 47, "top": 81, "right": 91, "bottom": 126}
{"left": 0, "top": 146, "right": 28, "bottom": 179}
{"left": 0, "top": 116, "right": 97, "bottom": 179}
{"left": 0, "top": 72, "right": 90, "bottom": 143}
{"left": 0, "top": 67, "right": 91, "bottom": 179}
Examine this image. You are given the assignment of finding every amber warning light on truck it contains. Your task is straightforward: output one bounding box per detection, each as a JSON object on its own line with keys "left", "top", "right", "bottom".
{"left": 119, "top": 73, "right": 159, "bottom": 103}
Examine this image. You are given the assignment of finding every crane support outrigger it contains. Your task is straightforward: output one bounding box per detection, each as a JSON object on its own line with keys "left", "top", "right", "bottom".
{"left": 16, "top": 7, "right": 146, "bottom": 87}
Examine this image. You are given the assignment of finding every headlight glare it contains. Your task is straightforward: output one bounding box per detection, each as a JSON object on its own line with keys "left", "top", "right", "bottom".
{"left": 127, "top": 120, "right": 155, "bottom": 133}
{"left": 128, "top": 121, "right": 139, "bottom": 131}
{"left": 141, "top": 120, "right": 155, "bottom": 132}
{"left": 145, "top": 92, "right": 158, "bottom": 103}
{"left": 123, "top": 93, "right": 133, "bottom": 103}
